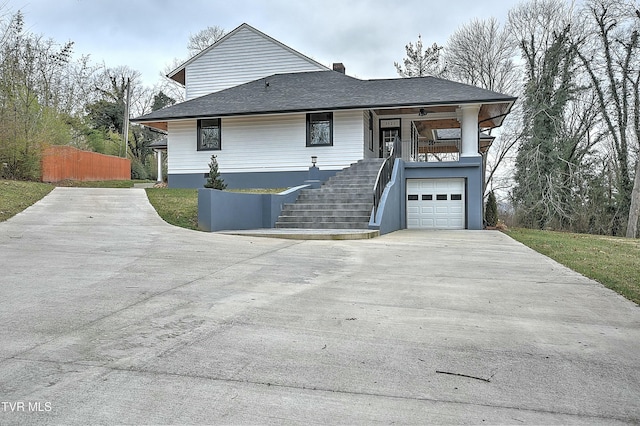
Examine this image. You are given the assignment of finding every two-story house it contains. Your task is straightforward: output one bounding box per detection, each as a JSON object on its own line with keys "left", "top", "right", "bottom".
{"left": 132, "top": 23, "right": 516, "bottom": 232}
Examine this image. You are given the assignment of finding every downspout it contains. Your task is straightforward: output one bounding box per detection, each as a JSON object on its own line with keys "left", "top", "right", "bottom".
{"left": 482, "top": 151, "right": 487, "bottom": 228}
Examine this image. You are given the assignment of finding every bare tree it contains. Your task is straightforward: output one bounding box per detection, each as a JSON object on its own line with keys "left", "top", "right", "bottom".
{"left": 484, "top": 106, "right": 525, "bottom": 194}
{"left": 446, "top": 17, "right": 519, "bottom": 94}
{"left": 445, "top": 17, "right": 522, "bottom": 203}
{"left": 573, "top": 0, "right": 640, "bottom": 237}
{"left": 508, "top": 0, "right": 575, "bottom": 80}
{"left": 187, "top": 25, "right": 226, "bottom": 56}
{"left": 158, "top": 26, "right": 227, "bottom": 103}
{"left": 158, "top": 57, "right": 187, "bottom": 103}
{"left": 93, "top": 65, "right": 151, "bottom": 119}
{"left": 394, "top": 34, "right": 447, "bottom": 78}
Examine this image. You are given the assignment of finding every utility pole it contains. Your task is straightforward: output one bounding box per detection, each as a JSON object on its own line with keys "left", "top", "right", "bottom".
{"left": 122, "top": 78, "right": 131, "bottom": 158}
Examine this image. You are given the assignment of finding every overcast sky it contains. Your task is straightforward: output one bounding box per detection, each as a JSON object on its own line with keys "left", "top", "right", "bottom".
{"left": 6, "top": 0, "right": 523, "bottom": 87}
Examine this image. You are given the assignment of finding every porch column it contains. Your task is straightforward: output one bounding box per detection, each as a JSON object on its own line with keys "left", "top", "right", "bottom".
{"left": 155, "top": 149, "right": 163, "bottom": 183}
{"left": 459, "top": 105, "right": 481, "bottom": 157}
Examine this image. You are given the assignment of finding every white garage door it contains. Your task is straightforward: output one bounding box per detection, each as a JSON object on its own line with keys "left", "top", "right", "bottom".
{"left": 406, "top": 178, "right": 465, "bottom": 229}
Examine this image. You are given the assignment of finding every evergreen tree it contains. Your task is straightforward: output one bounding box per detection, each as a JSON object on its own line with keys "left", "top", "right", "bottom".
{"left": 394, "top": 35, "right": 447, "bottom": 78}
{"left": 204, "top": 154, "right": 226, "bottom": 189}
{"left": 512, "top": 24, "right": 579, "bottom": 229}
{"left": 485, "top": 191, "right": 499, "bottom": 227}
{"left": 151, "top": 91, "right": 175, "bottom": 112}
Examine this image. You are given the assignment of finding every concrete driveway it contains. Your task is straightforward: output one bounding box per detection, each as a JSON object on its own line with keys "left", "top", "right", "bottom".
{"left": 1, "top": 188, "right": 639, "bottom": 424}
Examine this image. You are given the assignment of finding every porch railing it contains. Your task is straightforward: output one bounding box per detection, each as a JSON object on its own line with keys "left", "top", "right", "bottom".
{"left": 401, "top": 138, "right": 419, "bottom": 162}
{"left": 373, "top": 137, "right": 401, "bottom": 217}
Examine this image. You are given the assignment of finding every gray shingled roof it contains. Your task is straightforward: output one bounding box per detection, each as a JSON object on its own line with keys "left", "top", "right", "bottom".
{"left": 132, "top": 71, "right": 516, "bottom": 123}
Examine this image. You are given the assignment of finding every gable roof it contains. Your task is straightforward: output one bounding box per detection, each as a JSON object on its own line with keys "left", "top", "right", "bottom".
{"left": 133, "top": 70, "right": 517, "bottom": 129}
{"left": 167, "top": 23, "right": 328, "bottom": 85}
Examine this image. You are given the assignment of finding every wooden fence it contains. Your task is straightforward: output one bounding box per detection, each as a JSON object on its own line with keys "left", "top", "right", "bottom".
{"left": 41, "top": 146, "right": 130, "bottom": 182}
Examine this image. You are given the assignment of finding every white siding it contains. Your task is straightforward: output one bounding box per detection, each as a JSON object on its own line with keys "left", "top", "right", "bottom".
{"left": 167, "top": 111, "right": 365, "bottom": 175}
{"left": 185, "top": 26, "right": 326, "bottom": 100}
{"left": 167, "top": 120, "right": 199, "bottom": 174}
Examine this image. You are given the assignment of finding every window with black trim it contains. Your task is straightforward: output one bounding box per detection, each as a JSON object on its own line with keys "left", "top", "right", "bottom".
{"left": 198, "top": 118, "right": 221, "bottom": 151}
{"left": 307, "top": 112, "right": 333, "bottom": 146}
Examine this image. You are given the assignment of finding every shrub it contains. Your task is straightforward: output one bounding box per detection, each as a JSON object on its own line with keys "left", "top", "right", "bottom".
{"left": 485, "top": 191, "right": 498, "bottom": 227}
{"left": 204, "top": 154, "right": 226, "bottom": 190}
{"left": 130, "top": 158, "right": 148, "bottom": 180}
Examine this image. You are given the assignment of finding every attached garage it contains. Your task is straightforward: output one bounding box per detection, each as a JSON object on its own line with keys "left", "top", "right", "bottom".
{"left": 406, "top": 178, "right": 465, "bottom": 229}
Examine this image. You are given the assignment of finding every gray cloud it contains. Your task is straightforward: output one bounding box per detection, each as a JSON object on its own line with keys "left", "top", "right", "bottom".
{"left": 6, "top": 0, "right": 520, "bottom": 86}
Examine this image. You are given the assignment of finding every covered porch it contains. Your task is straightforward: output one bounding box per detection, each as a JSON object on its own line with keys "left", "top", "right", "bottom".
{"left": 370, "top": 102, "right": 510, "bottom": 162}
{"left": 369, "top": 100, "right": 513, "bottom": 233}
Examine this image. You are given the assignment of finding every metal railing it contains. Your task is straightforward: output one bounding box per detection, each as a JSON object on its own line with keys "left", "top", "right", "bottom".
{"left": 373, "top": 137, "right": 401, "bottom": 217}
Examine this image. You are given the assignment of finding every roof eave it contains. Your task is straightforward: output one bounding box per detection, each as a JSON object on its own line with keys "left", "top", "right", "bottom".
{"left": 133, "top": 121, "right": 168, "bottom": 131}
{"left": 131, "top": 97, "right": 519, "bottom": 124}
{"left": 479, "top": 98, "right": 518, "bottom": 129}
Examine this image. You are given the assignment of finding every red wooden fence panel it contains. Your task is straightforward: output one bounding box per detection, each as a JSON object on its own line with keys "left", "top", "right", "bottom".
{"left": 41, "top": 146, "right": 131, "bottom": 182}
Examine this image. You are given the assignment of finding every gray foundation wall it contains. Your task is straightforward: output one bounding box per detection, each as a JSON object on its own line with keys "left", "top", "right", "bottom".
{"left": 170, "top": 169, "right": 339, "bottom": 189}
{"left": 198, "top": 185, "right": 308, "bottom": 232}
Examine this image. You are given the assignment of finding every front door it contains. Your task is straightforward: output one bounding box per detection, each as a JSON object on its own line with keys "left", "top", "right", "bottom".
{"left": 380, "top": 128, "right": 400, "bottom": 158}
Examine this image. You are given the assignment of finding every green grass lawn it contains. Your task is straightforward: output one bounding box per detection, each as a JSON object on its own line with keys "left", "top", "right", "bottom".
{"left": 145, "top": 188, "right": 199, "bottom": 230}
{"left": 507, "top": 228, "right": 640, "bottom": 305}
{"left": 143, "top": 187, "right": 285, "bottom": 231}
{"left": 0, "top": 180, "right": 54, "bottom": 222}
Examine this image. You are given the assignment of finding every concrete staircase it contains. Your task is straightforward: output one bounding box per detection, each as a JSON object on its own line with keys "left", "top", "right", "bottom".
{"left": 275, "top": 158, "right": 385, "bottom": 229}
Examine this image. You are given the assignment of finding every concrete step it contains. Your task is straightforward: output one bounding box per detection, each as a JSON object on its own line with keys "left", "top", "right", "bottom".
{"left": 340, "top": 161, "right": 383, "bottom": 169}
{"left": 334, "top": 169, "right": 380, "bottom": 177}
{"left": 353, "top": 160, "right": 385, "bottom": 167}
{"left": 300, "top": 187, "right": 371, "bottom": 195}
{"left": 279, "top": 209, "right": 371, "bottom": 218}
{"left": 296, "top": 194, "right": 373, "bottom": 203}
{"left": 326, "top": 175, "right": 377, "bottom": 183}
{"left": 274, "top": 158, "right": 382, "bottom": 230}
{"left": 275, "top": 221, "right": 370, "bottom": 229}
{"left": 321, "top": 183, "right": 375, "bottom": 190}
{"left": 276, "top": 215, "right": 371, "bottom": 223}
{"left": 282, "top": 202, "right": 372, "bottom": 210}
{"left": 326, "top": 174, "right": 377, "bottom": 181}
{"left": 313, "top": 185, "right": 373, "bottom": 194}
